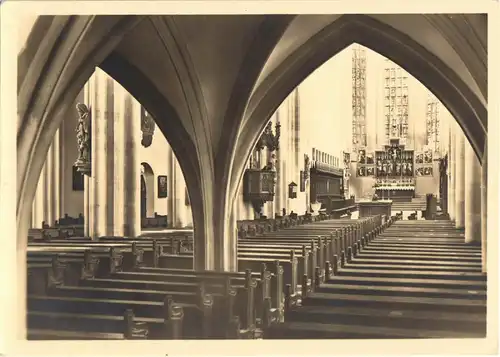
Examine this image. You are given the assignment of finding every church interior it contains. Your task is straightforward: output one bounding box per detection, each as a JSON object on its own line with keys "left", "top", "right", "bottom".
{"left": 13, "top": 14, "right": 490, "bottom": 343}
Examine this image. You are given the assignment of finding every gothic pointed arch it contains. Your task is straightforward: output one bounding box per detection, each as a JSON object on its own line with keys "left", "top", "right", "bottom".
{"left": 229, "top": 14, "right": 487, "bottom": 214}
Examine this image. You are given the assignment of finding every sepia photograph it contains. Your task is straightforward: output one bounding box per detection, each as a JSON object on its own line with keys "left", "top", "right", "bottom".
{"left": 1, "top": 1, "right": 499, "bottom": 356}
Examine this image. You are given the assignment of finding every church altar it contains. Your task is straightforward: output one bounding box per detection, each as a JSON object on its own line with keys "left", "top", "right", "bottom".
{"left": 358, "top": 199, "right": 393, "bottom": 219}
{"left": 371, "top": 141, "right": 416, "bottom": 202}
{"left": 374, "top": 181, "right": 415, "bottom": 202}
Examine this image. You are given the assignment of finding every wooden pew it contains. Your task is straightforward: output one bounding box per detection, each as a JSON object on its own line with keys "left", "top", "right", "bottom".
{"left": 27, "top": 255, "right": 267, "bottom": 339}
{"left": 239, "top": 240, "right": 324, "bottom": 297}
{"left": 32, "top": 238, "right": 185, "bottom": 267}
{"left": 26, "top": 216, "right": 385, "bottom": 339}
{"left": 27, "top": 253, "right": 245, "bottom": 339}
{"left": 132, "top": 266, "right": 281, "bottom": 327}
{"left": 238, "top": 218, "right": 376, "bottom": 292}
{"left": 46, "top": 280, "right": 214, "bottom": 339}
{"left": 78, "top": 273, "right": 250, "bottom": 338}
{"left": 145, "top": 238, "right": 317, "bottom": 310}
{"left": 28, "top": 228, "right": 71, "bottom": 242}
{"left": 240, "top": 217, "right": 384, "bottom": 291}
{"left": 28, "top": 294, "right": 185, "bottom": 339}
{"left": 29, "top": 238, "right": 194, "bottom": 270}
{"left": 28, "top": 247, "right": 125, "bottom": 284}
{"left": 28, "top": 242, "right": 146, "bottom": 271}
{"left": 28, "top": 309, "right": 150, "bottom": 340}
{"left": 108, "top": 269, "right": 259, "bottom": 338}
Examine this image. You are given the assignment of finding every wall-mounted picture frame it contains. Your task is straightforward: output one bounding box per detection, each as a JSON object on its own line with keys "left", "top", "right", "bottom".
{"left": 157, "top": 175, "right": 168, "bottom": 198}
{"left": 72, "top": 165, "right": 84, "bottom": 191}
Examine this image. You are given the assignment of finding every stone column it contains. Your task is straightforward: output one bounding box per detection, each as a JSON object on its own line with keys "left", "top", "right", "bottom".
{"left": 168, "top": 150, "right": 188, "bottom": 228}
{"left": 286, "top": 105, "right": 293, "bottom": 215}
{"left": 167, "top": 146, "right": 177, "bottom": 228}
{"left": 84, "top": 176, "right": 92, "bottom": 237}
{"left": 51, "top": 128, "right": 61, "bottom": 224}
{"left": 59, "top": 119, "right": 66, "bottom": 220}
{"left": 31, "top": 173, "right": 45, "bottom": 228}
{"left": 464, "top": 140, "right": 481, "bottom": 244}
{"left": 174, "top": 160, "right": 188, "bottom": 227}
{"left": 293, "top": 89, "right": 301, "bottom": 214}
{"left": 454, "top": 128, "right": 465, "bottom": 229}
{"left": 89, "top": 69, "right": 112, "bottom": 238}
{"left": 225, "top": 203, "right": 238, "bottom": 272}
{"left": 44, "top": 144, "right": 54, "bottom": 226}
{"left": 447, "top": 127, "right": 456, "bottom": 220}
{"left": 104, "top": 80, "right": 115, "bottom": 236}
{"left": 274, "top": 112, "right": 283, "bottom": 217}
{"left": 122, "top": 91, "right": 141, "bottom": 237}
{"left": 82, "top": 81, "right": 92, "bottom": 237}
{"left": 113, "top": 82, "right": 125, "bottom": 236}
{"left": 481, "top": 139, "right": 487, "bottom": 272}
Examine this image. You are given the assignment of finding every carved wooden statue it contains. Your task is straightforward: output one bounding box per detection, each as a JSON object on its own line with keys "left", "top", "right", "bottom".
{"left": 256, "top": 121, "right": 281, "bottom": 153}
{"left": 74, "top": 103, "right": 92, "bottom": 176}
{"left": 304, "top": 154, "right": 310, "bottom": 180}
{"left": 141, "top": 110, "right": 156, "bottom": 148}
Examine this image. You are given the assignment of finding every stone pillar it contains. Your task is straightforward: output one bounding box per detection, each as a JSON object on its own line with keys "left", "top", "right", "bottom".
{"left": 89, "top": 69, "right": 112, "bottom": 238}
{"left": 104, "top": 80, "right": 115, "bottom": 236}
{"left": 274, "top": 112, "right": 283, "bottom": 217}
{"left": 31, "top": 172, "right": 45, "bottom": 228}
{"left": 44, "top": 144, "right": 54, "bottom": 226}
{"left": 454, "top": 129, "right": 465, "bottom": 229}
{"left": 113, "top": 82, "right": 125, "bottom": 236}
{"left": 84, "top": 176, "right": 92, "bottom": 237}
{"left": 174, "top": 160, "right": 188, "bottom": 227}
{"left": 167, "top": 148, "right": 177, "bottom": 227}
{"left": 464, "top": 140, "right": 481, "bottom": 244}
{"left": 286, "top": 105, "right": 293, "bottom": 215}
{"left": 447, "top": 127, "right": 456, "bottom": 220}
{"left": 82, "top": 81, "right": 92, "bottom": 237}
{"left": 51, "top": 128, "right": 61, "bottom": 224}
{"left": 59, "top": 119, "right": 66, "bottom": 220}
{"left": 32, "top": 130, "right": 62, "bottom": 229}
{"left": 293, "top": 89, "right": 301, "bottom": 214}
{"left": 225, "top": 204, "right": 238, "bottom": 272}
{"left": 481, "top": 139, "right": 487, "bottom": 272}
{"left": 122, "top": 91, "right": 141, "bottom": 237}
{"left": 167, "top": 149, "right": 188, "bottom": 228}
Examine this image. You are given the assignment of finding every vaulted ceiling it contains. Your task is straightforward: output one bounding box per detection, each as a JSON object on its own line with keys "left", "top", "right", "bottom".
{"left": 100, "top": 14, "right": 487, "bottom": 159}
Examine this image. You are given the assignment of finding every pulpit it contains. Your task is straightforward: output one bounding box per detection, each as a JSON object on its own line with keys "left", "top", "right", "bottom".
{"left": 358, "top": 199, "right": 392, "bottom": 219}
{"left": 243, "top": 169, "right": 277, "bottom": 217}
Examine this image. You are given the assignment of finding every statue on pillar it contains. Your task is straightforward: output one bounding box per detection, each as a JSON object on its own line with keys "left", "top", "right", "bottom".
{"left": 141, "top": 109, "right": 156, "bottom": 148}
{"left": 304, "top": 154, "right": 310, "bottom": 181}
{"left": 74, "top": 103, "right": 92, "bottom": 176}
